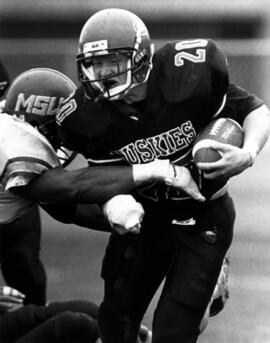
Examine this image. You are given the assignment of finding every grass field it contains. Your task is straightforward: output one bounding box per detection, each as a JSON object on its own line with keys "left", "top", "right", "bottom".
{"left": 1, "top": 143, "right": 270, "bottom": 342}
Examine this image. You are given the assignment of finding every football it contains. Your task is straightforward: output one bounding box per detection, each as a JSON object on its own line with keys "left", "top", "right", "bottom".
{"left": 192, "top": 118, "right": 244, "bottom": 164}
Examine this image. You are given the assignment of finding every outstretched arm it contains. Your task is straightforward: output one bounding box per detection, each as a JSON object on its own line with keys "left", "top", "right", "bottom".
{"left": 41, "top": 201, "right": 111, "bottom": 231}
{"left": 11, "top": 159, "right": 205, "bottom": 204}
{"left": 11, "top": 165, "right": 135, "bottom": 204}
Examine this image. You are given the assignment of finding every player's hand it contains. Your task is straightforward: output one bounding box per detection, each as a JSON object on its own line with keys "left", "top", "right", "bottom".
{"left": 0, "top": 286, "right": 25, "bottom": 314}
{"left": 165, "top": 165, "right": 205, "bottom": 202}
{"left": 196, "top": 141, "right": 252, "bottom": 179}
{"left": 102, "top": 194, "right": 144, "bottom": 235}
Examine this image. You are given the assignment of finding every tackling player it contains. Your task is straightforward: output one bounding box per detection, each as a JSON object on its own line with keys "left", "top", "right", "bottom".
{"left": 0, "top": 60, "right": 47, "bottom": 307}
{"left": 0, "top": 285, "right": 152, "bottom": 343}
{"left": 56, "top": 8, "right": 270, "bottom": 343}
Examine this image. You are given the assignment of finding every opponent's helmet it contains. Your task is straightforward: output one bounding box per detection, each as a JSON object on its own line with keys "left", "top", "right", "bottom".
{"left": 77, "top": 8, "right": 154, "bottom": 100}
{"left": 4, "top": 68, "right": 77, "bottom": 166}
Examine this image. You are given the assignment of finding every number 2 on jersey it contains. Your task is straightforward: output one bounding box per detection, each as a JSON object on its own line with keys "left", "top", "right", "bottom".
{"left": 174, "top": 39, "right": 207, "bottom": 67}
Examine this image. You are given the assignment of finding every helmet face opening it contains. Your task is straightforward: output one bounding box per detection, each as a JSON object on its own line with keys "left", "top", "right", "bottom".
{"left": 79, "top": 52, "right": 134, "bottom": 100}
{"left": 4, "top": 68, "right": 77, "bottom": 166}
{"left": 77, "top": 8, "right": 153, "bottom": 101}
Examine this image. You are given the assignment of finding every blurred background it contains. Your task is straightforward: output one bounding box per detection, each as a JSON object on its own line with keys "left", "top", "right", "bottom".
{"left": 1, "top": 0, "right": 270, "bottom": 104}
{"left": 1, "top": 0, "right": 270, "bottom": 342}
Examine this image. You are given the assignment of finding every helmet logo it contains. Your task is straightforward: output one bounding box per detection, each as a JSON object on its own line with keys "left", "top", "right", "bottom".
{"left": 83, "top": 40, "right": 108, "bottom": 54}
{"left": 15, "top": 93, "right": 64, "bottom": 116}
{"left": 133, "top": 20, "right": 148, "bottom": 36}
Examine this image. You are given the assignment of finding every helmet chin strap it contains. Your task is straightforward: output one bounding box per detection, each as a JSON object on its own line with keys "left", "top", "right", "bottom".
{"left": 82, "top": 59, "right": 133, "bottom": 100}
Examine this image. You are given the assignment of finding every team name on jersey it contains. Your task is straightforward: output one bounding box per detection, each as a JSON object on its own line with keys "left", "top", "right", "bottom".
{"left": 15, "top": 93, "right": 65, "bottom": 115}
{"left": 117, "top": 120, "right": 196, "bottom": 164}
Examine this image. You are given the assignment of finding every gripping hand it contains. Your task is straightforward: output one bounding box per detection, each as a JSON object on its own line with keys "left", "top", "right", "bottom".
{"left": 165, "top": 165, "right": 205, "bottom": 202}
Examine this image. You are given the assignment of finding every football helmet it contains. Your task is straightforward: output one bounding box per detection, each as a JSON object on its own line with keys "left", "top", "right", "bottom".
{"left": 4, "top": 68, "right": 77, "bottom": 166}
{"left": 77, "top": 8, "right": 154, "bottom": 100}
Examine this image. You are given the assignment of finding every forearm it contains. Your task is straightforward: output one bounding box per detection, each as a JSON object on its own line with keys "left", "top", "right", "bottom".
{"left": 11, "top": 166, "right": 136, "bottom": 204}
{"left": 11, "top": 160, "right": 171, "bottom": 204}
{"left": 75, "top": 166, "right": 135, "bottom": 203}
{"left": 41, "top": 200, "right": 110, "bottom": 230}
{"left": 242, "top": 104, "right": 270, "bottom": 165}
{"left": 72, "top": 203, "right": 111, "bottom": 231}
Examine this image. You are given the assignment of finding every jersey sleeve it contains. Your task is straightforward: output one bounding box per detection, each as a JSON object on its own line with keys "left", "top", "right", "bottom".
{"left": 219, "top": 83, "right": 265, "bottom": 125}
{"left": 156, "top": 39, "right": 229, "bottom": 116}
{"left": 0, "top": 115, "right": 60, "bottom": 191}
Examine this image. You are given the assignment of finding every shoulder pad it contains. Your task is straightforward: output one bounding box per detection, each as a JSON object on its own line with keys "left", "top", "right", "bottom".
{"left": 152, "top": 39, "right": 228, "bottom": 103}
{"left": 57, "top": 85, "right": 112, "bottom": 138}
{"left": 0, "top": 114, "right": 59, "bottom": 189}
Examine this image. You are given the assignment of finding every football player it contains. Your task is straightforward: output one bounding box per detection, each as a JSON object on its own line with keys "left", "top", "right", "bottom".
{"left": 0, "top": 285, "right": 152, "bottom": 343}
{"left": 56, "top": 8, "right": 270, "bottom": 343}
{"left": 0, "top": 67, "right": 165, "bottom": 342}
{"left": 0, "top": 60, "right": 47, "bottom": 307}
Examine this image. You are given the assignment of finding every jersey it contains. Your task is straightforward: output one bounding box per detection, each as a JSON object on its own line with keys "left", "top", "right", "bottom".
{"left": 57, "top": 39, "right": 263, "bottom": 218}
{"left": 0, "top": 113, "right": 60, "bottom": 224}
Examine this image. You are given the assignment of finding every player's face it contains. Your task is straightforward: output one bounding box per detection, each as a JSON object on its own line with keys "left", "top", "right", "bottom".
{"left": 91, "top": 54, "right": 128, "bottom": 89}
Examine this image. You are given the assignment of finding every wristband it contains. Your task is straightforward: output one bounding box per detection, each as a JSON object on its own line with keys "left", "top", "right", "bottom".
{"left": 132, "top": 159, "right": 170, "bottom": 184}
{"left": 164, "top": 164, "right": 178, "bottom": 185}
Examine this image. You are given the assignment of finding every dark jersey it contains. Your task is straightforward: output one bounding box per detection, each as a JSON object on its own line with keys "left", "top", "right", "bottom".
{"left": 57, "top": 39, "right": 263, "bottom": 205}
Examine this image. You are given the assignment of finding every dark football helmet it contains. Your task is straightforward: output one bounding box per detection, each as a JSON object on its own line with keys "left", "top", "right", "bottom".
{"left": 4, "top": 68, "right": 77, "bottom": 167}
{"left": 77, "top": 8, "right": 154, "bottom": 100}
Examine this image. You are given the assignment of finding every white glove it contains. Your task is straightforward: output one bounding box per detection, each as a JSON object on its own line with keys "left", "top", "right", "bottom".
{"left": 132, "top": 159, "right": 171, "bottom": 184}
{"left": 102, "top": 194, "right": 144, "bottom": 235}
{"left": 165, "top": 165, "right": 206, "bottom": 202}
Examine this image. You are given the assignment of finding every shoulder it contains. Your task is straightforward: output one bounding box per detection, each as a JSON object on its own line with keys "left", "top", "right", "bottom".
{"left": 150, "top": 39, "right": 228, "bottom": 103}
{"left": 0, "top": 114, "right": 59, "bottom": 190}
{"left": 56, "top": 85, "right": 113, "bottom": 149}
{"left": 57, "top": 85, "right": 110, "bottom": 131}
{"left": 155, "top": 39, "right": 227, "bottom": 71}
{"left": 221, "top": 83, "right": 265, "bottom": 123}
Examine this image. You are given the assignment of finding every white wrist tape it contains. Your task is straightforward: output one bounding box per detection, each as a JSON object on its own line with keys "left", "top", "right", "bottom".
{"left": 132, "top": 159, "right": 170, "bottom": 184}
{"left": 103, "top": 194, "right": 144, "bottom": 229}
